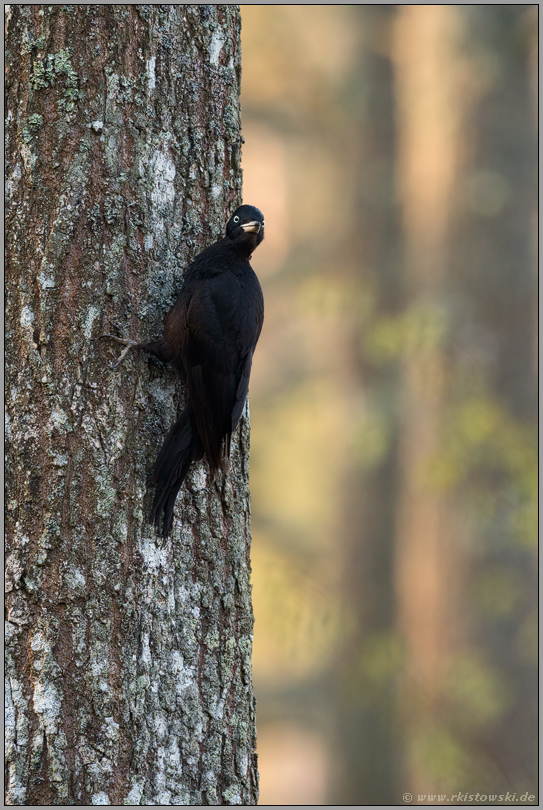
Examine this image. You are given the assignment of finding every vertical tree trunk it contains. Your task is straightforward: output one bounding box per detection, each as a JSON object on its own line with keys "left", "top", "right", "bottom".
{"left": 332, "top": 7, "right": 401, "bottom": 804}
{"left": 392, "top": 4, "right": 468, "bottom": 796}
{"left": 5, "top": 5, "right": 258, "bottom": 806}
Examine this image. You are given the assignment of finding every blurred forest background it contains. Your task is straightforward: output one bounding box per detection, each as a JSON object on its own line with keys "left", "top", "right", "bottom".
{"left": 239, "top": 5, "right": 538, "bottom": 806}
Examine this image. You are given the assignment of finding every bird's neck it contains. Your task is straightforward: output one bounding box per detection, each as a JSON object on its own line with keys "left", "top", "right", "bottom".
{"left": 229, "top": 235, "right": 259, "bottom": 261}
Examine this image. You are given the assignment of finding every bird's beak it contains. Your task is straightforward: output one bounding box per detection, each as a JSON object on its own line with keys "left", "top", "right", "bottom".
{"left": 241, "top": 221, "right": 261, "bottom": 233}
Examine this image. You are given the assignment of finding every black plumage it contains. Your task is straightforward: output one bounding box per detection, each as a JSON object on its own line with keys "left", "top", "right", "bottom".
{"left": 104, "top": 204, "right": 265, "bottom": 535}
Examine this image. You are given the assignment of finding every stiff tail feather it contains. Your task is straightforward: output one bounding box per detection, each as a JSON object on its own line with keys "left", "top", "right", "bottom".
{"left": 150, "top": 401, "right": 203, "bottom": 536}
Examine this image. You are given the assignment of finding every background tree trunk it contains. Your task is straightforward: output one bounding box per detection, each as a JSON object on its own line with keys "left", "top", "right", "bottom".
{"left": 5, "top": 5, "right": 258, "bottom": 806}
{"left": 392, "top": 5, "right": 468, "bottom": 794}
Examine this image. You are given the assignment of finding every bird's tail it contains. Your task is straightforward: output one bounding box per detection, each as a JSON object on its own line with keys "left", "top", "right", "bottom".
{"left": 150, "top": 401, "right": 203, "bottom": 537}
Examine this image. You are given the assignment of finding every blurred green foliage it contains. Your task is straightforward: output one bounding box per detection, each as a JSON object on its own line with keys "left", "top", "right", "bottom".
{"left": 241, "top": 4, "right": 537, "bottom": 804}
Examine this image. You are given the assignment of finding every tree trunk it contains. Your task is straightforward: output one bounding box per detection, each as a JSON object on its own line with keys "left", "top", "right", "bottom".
{"left": 331, "top": 7, "right": 401, "bottom": 804}
{"left": 5, "top": 5, "right": 258, "bottom": 806}
{"left": 392, "top": 4, "right": 468, "bottom": 796}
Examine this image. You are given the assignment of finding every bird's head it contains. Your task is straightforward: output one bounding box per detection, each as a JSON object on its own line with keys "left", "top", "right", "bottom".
{"left": 226, "top": 205, "right": 265, "bottom": 249}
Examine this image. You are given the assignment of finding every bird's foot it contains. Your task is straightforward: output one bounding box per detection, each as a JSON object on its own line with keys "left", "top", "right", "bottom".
{"left": 99, "top": 334, "right": 139, "bottom": 369}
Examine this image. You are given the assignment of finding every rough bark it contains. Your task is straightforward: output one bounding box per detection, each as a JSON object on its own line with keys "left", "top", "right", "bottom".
{"left": 5, "top": 5, "right": 258, "bottom": 806}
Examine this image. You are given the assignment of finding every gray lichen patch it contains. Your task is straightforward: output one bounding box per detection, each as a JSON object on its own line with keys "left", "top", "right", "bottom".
{"left": 21, "top": 113, "right": 44, "bottom": 143}
{"left": 31, "top": 48, "right": 77, "bottom": 89}
{"left": 30, "top": 47, "right": 85, "bottom": 117}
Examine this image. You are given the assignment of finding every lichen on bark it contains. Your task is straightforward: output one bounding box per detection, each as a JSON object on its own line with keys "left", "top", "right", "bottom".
{"left": 5, "top": 5, "right": 258, "bottom": 805}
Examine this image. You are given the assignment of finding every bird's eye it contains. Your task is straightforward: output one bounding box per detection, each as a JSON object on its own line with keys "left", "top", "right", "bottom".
{"left": 233, "top": 216, "right": 240, "bottom": 223}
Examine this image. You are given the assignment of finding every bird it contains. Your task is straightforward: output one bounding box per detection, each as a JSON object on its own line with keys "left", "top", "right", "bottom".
{"left": 102, "top": 204, "right": 265, "bottom": 536}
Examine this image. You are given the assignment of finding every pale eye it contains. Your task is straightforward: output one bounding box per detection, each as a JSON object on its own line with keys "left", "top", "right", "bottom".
{"left": 262, "top": 221, "right": 265, "bottom": 226}
{"left": 233, "top": 216, "right": 240, "bottom": 223}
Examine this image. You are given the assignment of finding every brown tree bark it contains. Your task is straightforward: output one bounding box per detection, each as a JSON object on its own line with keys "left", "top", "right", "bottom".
{"left": 5, "top": 5, "right": 258, "bottom": 805}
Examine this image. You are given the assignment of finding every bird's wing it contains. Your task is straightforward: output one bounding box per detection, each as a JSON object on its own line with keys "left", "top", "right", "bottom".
{"left": 181, "top": 272, "right": 262, "bottom": 468}
{"left": 231, "top": 350, "right": 253, "bottom": 432}
{"left": 182, "top": 273, "right": 243, "bottom": 372}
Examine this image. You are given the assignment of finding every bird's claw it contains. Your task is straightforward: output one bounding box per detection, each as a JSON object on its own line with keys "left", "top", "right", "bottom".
{"left": 99, "top": 334, "right": 137, "bottom": 369}
{"left": 99, "top": 333, "right": 131, "bottom": 344}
